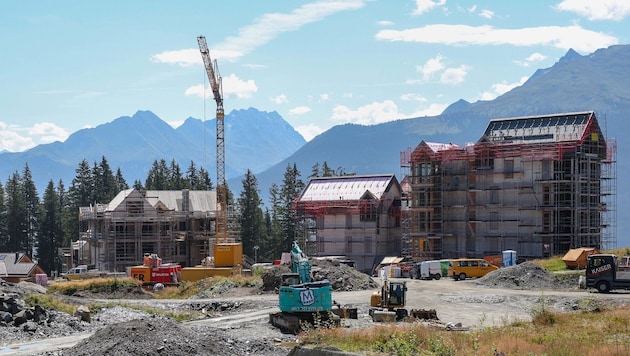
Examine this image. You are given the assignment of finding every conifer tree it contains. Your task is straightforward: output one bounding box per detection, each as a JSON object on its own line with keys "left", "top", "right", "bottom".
{"left": 38, "top": 180, "right": 63, "bottom": 274}
{"left": 237, "top": 170, "right": 267, "bottom": 261}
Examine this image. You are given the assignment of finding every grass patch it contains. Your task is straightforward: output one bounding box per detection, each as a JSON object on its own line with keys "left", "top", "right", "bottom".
{"left": 532, "top": 255, "right": 567, "bottom": 272}
{"left": 150, "top": 275, "right": 262, "bottom": 299}
{"left": 300, "top": 305, "right": 630, "bottom": 355}
{"left": 48, "top": 277, "right": 142, "bottom": 295}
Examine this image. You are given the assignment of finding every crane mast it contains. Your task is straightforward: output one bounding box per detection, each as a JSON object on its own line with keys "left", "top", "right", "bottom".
{"left": 197, "top": 35, "right": 228, "bottom": 243}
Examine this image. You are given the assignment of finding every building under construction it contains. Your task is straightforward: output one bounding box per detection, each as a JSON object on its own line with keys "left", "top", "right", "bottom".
{"left": 294, "top": 174, "right": 402, "bottom": 273}
{"left": 400, "top": 111, "right": 616, "bottom": 261}
{"left": 78, "top": 189, "right": 238, "bottom": 272}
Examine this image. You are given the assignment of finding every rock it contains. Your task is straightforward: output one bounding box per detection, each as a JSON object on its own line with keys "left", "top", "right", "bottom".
{"left": 153, "top": 283, "right": 165, "bottom": 292}
{"left": 22, "top": 321, "right": 38, "bottom": 332}
{"left": 74, "top": 305, "right": 91, "bottom": 323}
{"left": 13, "top": 310, "right": 28, "bottom": 326}
{"left": 16, "top": 281, "right": 47, "bottom": 295}
{"left": 0, "top": 310, "right": 12, "bottom": 323}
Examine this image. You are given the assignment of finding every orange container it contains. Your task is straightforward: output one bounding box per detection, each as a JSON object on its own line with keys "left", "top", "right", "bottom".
{"left": 214, "top": 243, "right": 243, "bottom": 267}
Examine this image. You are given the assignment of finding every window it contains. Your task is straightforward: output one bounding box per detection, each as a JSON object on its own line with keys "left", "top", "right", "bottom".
{"left": 490, "top": 212, "right": 499, "bottom": 230}
{"left": 504, "top": 160, "right": 514, "bottom": 178}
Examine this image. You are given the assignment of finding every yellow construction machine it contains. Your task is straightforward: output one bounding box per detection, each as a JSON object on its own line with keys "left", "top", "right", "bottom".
{"left": 369, "top": 279, "right": 409, "bottom": 322}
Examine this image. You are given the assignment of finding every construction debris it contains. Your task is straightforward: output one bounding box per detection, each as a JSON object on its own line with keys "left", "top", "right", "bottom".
{"left": 261, "top": 258, "right": 379, "bottom": 292}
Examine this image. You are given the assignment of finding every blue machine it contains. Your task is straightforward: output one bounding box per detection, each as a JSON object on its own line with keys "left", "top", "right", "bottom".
{"left": 270, "top": 241, "right": 337, "bottom": 332}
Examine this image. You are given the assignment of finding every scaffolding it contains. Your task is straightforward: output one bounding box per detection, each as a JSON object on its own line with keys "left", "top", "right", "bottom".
{"left": 401, "top": 112, "right": 616, "bottom": 261}
{"left": 293, "top": 175, "right": 402, "bottom": 273}
{"left": 78, "top": 189, "right": 229, "bottom": 272}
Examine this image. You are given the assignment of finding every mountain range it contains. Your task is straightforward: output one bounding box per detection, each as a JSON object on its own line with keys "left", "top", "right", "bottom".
{"left": 1, "top": 44, "right": 629, "bottom": 246}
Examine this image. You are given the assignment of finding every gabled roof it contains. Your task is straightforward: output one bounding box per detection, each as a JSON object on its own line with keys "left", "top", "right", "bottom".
{"left": 105, "top": 189, "right": 216, "bottom": 212}
{"left": 0, "top": 252, "right": 39, "bottom": 277}
{"left": 481, "top": 111, "right": 600, "bottom": 145}
{"left": 145, "top": 190, "right": 216, "bottom": 212}
{"left": 298, "top": 174, "right": 399, "bottom": 202}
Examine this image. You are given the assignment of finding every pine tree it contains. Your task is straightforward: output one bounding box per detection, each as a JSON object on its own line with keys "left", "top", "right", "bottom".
{"left": 169, "top": 159, "right": 186, "bottom": 189}
{"left": 266, "top": 183, "right": 285, "bottom": 261}
{"left": 4, "top": 172, "right": 27, "bottom": 253}
{"left": 95, "top": 156, "right": 118, "bottom": 202}
{"left": 115, "top": 168, "right": 129, "bottom": 191}
{"left": 238, "top": 170, "right": 267, "bottom": 261}
{"left": 22, "top": 164, "right": 40, "bottom": 258}
{"left": 322, "top": 161, "right": 335, "bottom": 177}
{"left": 65, "top": 160, "right": 94, "bottom": 246}
{"left": 278, "top": 163, "right": 305, "bottom": 251}
{"left": 310, "top": 162, "right": 321, "bottom": 178}
{"left": 145, "top": 159, "right": 169, "bottom": 190}
{"left": 0, "top": 182, "right": 7, "bottom": 250}
{"left": 38, "top": 180, "right": 63, "bottom": 274}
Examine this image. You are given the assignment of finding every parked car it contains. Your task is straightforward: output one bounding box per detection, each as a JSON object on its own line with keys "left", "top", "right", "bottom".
{"left": 449, "top": 258, "right": 498, "bottom": 280}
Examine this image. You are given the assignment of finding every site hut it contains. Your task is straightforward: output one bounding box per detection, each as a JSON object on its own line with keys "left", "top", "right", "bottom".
{"left": 78, "top": 188, "right": 237, "bottom": 272}
{"left": 400, "top": 111, "right": 615, "bottom": 262}
{"left": 293, "top": 174, "right": 403, "bottom": 273}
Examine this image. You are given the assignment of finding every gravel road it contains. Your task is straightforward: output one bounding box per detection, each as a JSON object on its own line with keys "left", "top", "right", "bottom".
{"left": 2, "top": 266, "right": 630, "bottom": 355}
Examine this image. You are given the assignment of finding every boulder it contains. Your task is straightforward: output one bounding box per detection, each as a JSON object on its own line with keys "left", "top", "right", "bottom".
{"left": 74, "top": 305, "right": 91, "bottom": 323}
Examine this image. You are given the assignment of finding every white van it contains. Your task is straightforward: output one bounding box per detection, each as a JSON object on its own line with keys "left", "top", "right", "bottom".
{"left": 414, "top": 260, "right": 451, "bottom": 280}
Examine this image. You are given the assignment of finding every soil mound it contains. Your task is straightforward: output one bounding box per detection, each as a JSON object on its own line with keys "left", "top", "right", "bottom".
{"left": 63, "top": 318, "right": 217, "bottom": 356}
{"left": 261, "top": 258, "right": 379, "bottom": 291}
{"left": 473, "top": 262, "right": 576, "bottom": 290}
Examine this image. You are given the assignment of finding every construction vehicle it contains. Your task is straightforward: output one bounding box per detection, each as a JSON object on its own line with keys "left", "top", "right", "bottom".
{"left": 62, "top": 265, "right": 124, "bottom": 281}
{"left": 269, "top": 241, "right": 351, "bottom": 333}
{"left": 586, "top": 254, "right": 630, "bottom": 293}
{"left": 369, "top": 278, "right": 409, "bottom": 322}
{"left": 129, "top": 254, "right": 182, "bottom": 285}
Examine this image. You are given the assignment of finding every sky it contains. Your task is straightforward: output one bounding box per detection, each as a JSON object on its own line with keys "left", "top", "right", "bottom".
{"left": 1, "top": 0, "right": 629, "bottom": 152}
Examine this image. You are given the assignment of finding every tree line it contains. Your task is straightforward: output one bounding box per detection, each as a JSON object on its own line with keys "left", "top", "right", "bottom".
{"left": 0, "top": 156, "right": 349, "bottom": 274}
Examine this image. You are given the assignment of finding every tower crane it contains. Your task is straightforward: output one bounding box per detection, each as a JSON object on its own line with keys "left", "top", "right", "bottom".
{"left": 197, "top": 35, "right": 228, "bottom": 244}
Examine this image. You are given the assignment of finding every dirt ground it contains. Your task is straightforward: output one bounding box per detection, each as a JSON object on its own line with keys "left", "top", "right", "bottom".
{"left": 1, "top": 261, "right": 630, "bottom": 355}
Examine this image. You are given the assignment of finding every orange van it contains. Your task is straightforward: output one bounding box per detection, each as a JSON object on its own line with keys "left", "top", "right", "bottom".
{"left": 449, "top": 258, "right": 498, "bottom": 280}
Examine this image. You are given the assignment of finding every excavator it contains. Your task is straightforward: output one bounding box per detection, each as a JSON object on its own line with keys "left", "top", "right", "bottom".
{"left": 269, "top": 241, "right": 355, "bottom": 332}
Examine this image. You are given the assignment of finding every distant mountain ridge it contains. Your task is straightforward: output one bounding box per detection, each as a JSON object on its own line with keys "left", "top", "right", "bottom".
{"left": 1, "top": 44, "right": 629, "bottom": 245}
{"left": 0, "top": 108, "right": 305, "bottom": 191}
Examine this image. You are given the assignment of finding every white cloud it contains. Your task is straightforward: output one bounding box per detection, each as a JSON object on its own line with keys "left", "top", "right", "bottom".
{"left": 375, "top": 24, "right": 618, "bottom": 53}
{"left": 152, "top": 1, "right": 365, "bottom": 66}
{"left": 514, "top": 52, "right": 547, "bottom": 67}
{"left": 319, "top": 94, "right": 329, "bottom": 102}
{"left": 0, "top": 121, "right": 69, "bottom": 152}
{"left": 418, "top": 54, "right": 445, "bottom": 80}
{"left": 342, "top": 92, "right": 353, "bottom": 98}
{"left": 479, "top": 9, "right": 494, "bottom": 19}
{"left": 288, "top": 106, "right": 311, "bottom": 116}
{"left": 440, "top": 65, "right": 470, "bottom": 85}
{"left": 400, "top": 93, "right": 427, "bottom": 102}
{"left": 413, "top": 0, "right": 446, "bottom": 16}
{"left": 215, "top": 0, "right": 365, "bottom": 59}
{"left": 151, "top": 48, "right": 242, "bottom": 66}
{"left": 331, "top": 100, "right": 401, "bottom": 125}
{"left": 185, "top": 74, "right": 257, "bottom": 99}
{"left": 468, "top": 5, "right": 477, "bottom": 13}
{"left": 408, "top": 103, "right": 449, "bottom": 117}
{"left": 378, "top": 20, "right": 394, "bottom": 26}
{"left": 295, "top": 123, "right": 324, "bottom": 141}
{"left": 167, "top": 120, "right": 185, "bottom": 129}
{"left": 271, "top": 94, "right": 289, "bottom": 104}
{"left": 479, "top": 76, "right": 528, "bottom": 100}
{"left": 556, "top": 0, "right": 630, "bottom": 21}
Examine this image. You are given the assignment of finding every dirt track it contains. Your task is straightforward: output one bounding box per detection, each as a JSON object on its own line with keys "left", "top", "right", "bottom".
{"left": 3, "top": 275, "right": 630, "bottom": 355}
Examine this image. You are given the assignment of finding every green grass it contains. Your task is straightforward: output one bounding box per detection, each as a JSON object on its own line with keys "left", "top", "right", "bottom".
{"left": 300, "top": 301, "right": 630, "bottom": 355}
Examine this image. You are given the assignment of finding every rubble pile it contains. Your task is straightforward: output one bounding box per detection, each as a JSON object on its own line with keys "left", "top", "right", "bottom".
{"left": 261, "top": 258, "right": 379, "bottom": 292}
{"left": 0, "top": 293, "right": 47, "bottom": 330}
{"left": 474, "top": 262, "right": 578, "bottom": 290}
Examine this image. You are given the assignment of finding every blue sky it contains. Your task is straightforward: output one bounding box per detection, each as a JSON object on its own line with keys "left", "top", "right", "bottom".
{"left": 1, "top": 0, "right": 628, "bottom": 152}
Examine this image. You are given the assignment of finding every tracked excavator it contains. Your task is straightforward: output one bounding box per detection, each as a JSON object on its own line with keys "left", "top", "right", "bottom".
{"left": 269, "top": 241, "right": 355, "bottom": 332}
